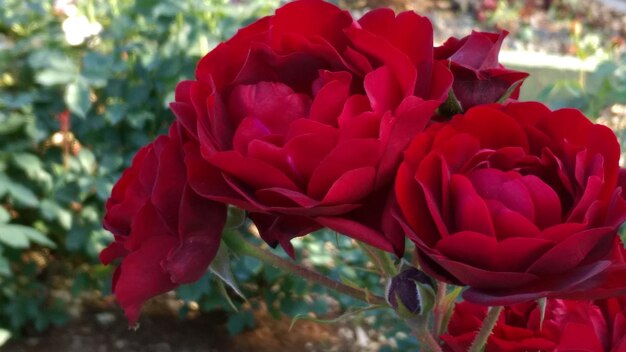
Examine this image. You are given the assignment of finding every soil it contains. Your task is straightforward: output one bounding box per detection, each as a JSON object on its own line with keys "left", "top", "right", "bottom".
{"left": 3, "top": 304, "right": 363, "bottom": 352}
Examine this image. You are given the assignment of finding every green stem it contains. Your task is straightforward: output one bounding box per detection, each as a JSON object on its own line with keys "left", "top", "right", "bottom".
{"left": 469, "top": 306, "right": 503, "bottom": 352}
{"left": 432, "top": 282, "right": 448, "bottom": 336}
{"left": 222, "top": 231, "right": 387, "bottom": 306}
{"left": 406, "top": 317, "right": 443, "bottom": 352}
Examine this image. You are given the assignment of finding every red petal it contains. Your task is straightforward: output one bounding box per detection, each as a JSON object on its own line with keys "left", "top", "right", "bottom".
{"left": 395, "top": 163, "right": 443, "bottom": 246}
{"left": 456, "top": 106, "right": 529, "bottom": 151}
{"left": 316, "top": 215, "right": 394, "bottom": 254}
{"left": 450, "top": 174, "right": 495, "bottom": 236}
{"left": 322, "top": 166, "right": 376, "bottom": 204}
{"left": 271, "top": 0, "right": 354, "bottom": 51}
{"left": 184, "top": 142, "right": 253, "bottom": 209}
{"left": 486, "top": 199, "right": 541, "bottom": 239}
{"left": 527, "top": 227, "right": 615, "bottom": 275}
{"left": 209, "top": 150, "right": 299, "bottom": 191}
{"left": 151, "top": 133, "right": 185, "bottom": 233}
{"left": 114, "top": 235, "right": 178, "bottom": 325}
{"left": 195, "top": 16, "right": 270, "bottom": 88}
{"left": 364, "top": 66, "right": 403, "bottom": 113}
{"left": 309, "top": 71, "right": 351, "bottom": 125}
{"left": 376, "top": 97, "right": 438, "bottom": 186}
{"left": 228, "top": 82, "right": 310, "bottom": 134}
{"left": 307, "top": 139, "right": 380, "bottom": 199}
{"left": 345, "top": 27, "right": 416, "bottom": 98}
{"left": 124, "top": 203, "right": 172, "bottom": 251}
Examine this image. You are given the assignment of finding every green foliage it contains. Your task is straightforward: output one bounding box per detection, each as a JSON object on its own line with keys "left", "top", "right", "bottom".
{"left": 0, "top": 0, "right": 277, "bottom": 337}
{"left": 539, "top": 53, "right": 626, "bottom": 118}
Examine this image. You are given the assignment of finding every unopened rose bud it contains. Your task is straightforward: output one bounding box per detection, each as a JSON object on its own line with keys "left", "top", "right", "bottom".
{"left": 386, "top": 267, "right": 435, "bottom": 318}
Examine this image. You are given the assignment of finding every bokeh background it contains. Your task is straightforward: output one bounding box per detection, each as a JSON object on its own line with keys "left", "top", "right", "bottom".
{"left": 0, "top": 0, "right": 625, "bottom": 351}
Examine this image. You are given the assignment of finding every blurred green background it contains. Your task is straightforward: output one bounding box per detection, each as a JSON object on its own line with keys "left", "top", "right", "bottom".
{"left": 0, "top": 0, "right": 625, "bottom": 351}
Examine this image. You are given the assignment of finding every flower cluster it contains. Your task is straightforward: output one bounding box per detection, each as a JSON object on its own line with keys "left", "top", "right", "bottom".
{"left": 100, "top": 0, "right": 626, "bottom": 340}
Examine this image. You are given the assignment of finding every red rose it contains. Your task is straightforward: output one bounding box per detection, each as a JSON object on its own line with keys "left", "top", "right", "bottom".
{"left": 101, "top": 124, "right": 227, "bottom": 325}
{"left": 395, "top": 102, "right": 626, "bottom": 304}
{"left": 441, "top": 299, "right": 609, "bottom": 352}
{"left": 597, "top": 295, "right": 626, "bottom": 351}
{"left": 435, "top": 31, "right": 529, "bottom": 111}
{"left": 174, "top": 0, "right": 452, "bottom": 255}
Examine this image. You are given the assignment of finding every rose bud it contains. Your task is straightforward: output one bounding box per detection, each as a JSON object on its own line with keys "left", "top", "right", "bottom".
{"left": 435, "top": 31, "right": 529, "bottom": 112}
{"left": 385, "top": 267, "right": 435, "bottom": 317}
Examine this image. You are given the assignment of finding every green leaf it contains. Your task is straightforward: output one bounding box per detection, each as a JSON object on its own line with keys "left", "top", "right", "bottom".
{"left": 35, "top": 70, "right": 76, "bottom": 86}
{"left": 82, "top": 52, "right": 113, "bottom": 87}
{"left": 356, "top": 241, "right": 397, "bottom": 277}
{"left": 0, "top": 225, "right": 30, "bottom": 248}
{"left": 8, "top": 183, "right": 38, "bottom": 207}
{"left": 177, "top": 273, "right": 211, "bottom": 302}
{"left": 416, "top": 282, "right": 436, "bottom": 315}
{"left": 209, "top": 241, "right": 245, "bottom": 299}
{"left": 0, "top": 224, "right": 55, "bottom": 248}
{"left": 0, "top": 249, "right": 11, "bottom": 276}
{"left": 437, "top": 88, "right": 463, "bottom": 118}
{"left": 0, "top": 207, "right": 9, "bottom": 224}
{"left": 12, "top": 153, "right": 43, "bottom": 175}
{"left": 216, "top": 279, "right": 239, "bottom": 312}
{"left": 441, "top": 286, "right": 464, "bottom": 332}
{"left": 77, "top": 149, "right": 96, "bottom": 173}
{"left": 24, "top": 226, "right": 55, "bottom": 247}
{"left": 0, "top": 173, "right": 8, "bottom": 197}
{"left": 104, "top": 103, "right": 126, "bottom": 125}
{"left": 28, "top": 50, "right": 75, "bottom": 71}
{"left": 537, "top": 297, "right": 547, "bottom": 331}
{"left": 496, "top": 78, "right": 526, "bottom": 103}
{"left": 41, "top": 200, "right": 72, "bottom": 230}
{"left": 0, "top": 328, "right": 11, "bottom": 347}
{"left": 65, "top": 80, "right": 92, "bottom": 118}
{"left": 226, "top": 310, "right": 255, "bottom": 335}
{"left": 66, "top": 226, "right": 88, "bottom": 251}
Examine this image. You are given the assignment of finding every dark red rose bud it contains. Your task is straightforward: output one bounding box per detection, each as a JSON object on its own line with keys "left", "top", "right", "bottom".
{"left": 435, "top": 31, "right": 529, "bottom": 111}
{"left": 386, "top": 267, "right": 435, "bottom": 317}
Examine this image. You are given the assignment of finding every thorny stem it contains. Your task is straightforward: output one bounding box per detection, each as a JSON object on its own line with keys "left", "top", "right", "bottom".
{"left": 222, "top": 230, "right": 387, "bottom": 306}
{"left": 469, "top": 306, "right": 504, "bottom": 352}
{"left": 406, "top": 317, "right": 443, "bottom": 352}
{"left": 432, "top": 282, "right": 448, "bottom": 336}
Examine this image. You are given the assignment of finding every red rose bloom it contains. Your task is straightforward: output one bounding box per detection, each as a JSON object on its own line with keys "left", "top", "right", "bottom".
{"left": 173, "top": 0, "right": 452, "bottom": 256}
{"left": 435, "top": 31, "right": 529, "bottom": 111}
{"left": 395, "top": 102, "right": 626, "bottom": 304}
{"left": 441, "top": 299, "right": 610, "bottom": 352}
{"left": 101, "top": 124, "right": 227, "bottom": 325}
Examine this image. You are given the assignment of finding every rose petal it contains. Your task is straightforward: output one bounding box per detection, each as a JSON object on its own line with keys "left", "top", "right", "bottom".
{"left": 527, "top": 227, "right": 615, "bottom": 275}
{"left": 395, "top": 163, "right": 444, "bottom": 246}
{"left": 364, "top": 66, "right": 403, "bottom": 113}
{"left": 209, "top": 150, "right": 299, "bottom": 191}
{"left": 309, "top": 71, "right": 351, "bottom": 125}
{"left": 114, "top": 235, "right": 179, "bottom": 325}
{"left": 307, "top": 139, "right": 380, "bottom": 199}
{"left": 450, "top": 174, "right": 495, "bottom": 236}
{"left": 322, "top": 166, "right": 376, "bottom": 204}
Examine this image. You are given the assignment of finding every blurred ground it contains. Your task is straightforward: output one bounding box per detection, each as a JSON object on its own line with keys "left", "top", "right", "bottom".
{"left": 3, "top": 304, "right": 362, "bottom": 352}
